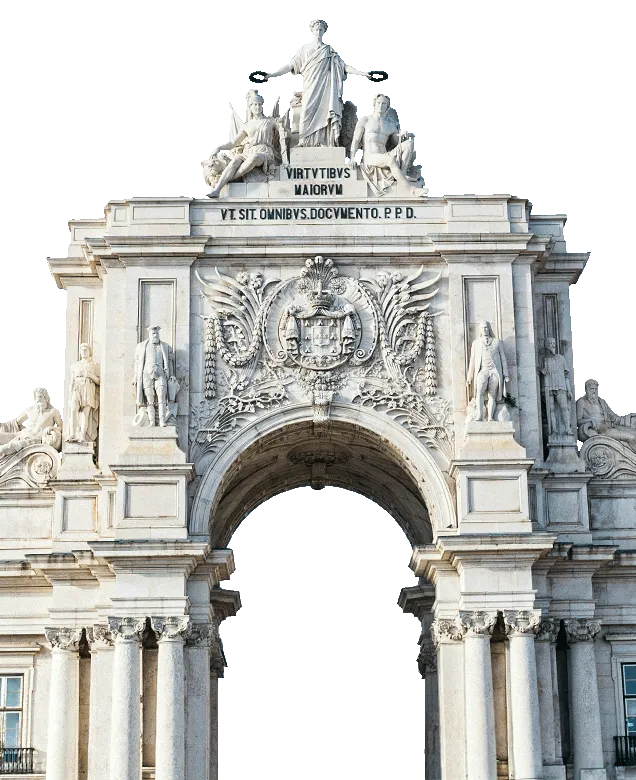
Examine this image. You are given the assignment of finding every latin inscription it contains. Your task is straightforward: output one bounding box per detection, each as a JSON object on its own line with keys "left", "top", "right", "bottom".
{"left": 219, "top": 206, "right": 417, "bottom": 221}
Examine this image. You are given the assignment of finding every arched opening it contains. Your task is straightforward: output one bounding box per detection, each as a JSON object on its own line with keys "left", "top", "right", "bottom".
{"left": 219, "top": 487, "right": 425, "bottom": 780}
{"left": 199, "top": 418, "right": 442, "bottom": 777}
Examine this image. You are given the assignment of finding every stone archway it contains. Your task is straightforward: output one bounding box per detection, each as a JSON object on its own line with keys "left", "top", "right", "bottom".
{"left": 190, "top": 406, "right": 456, "bottom": 544}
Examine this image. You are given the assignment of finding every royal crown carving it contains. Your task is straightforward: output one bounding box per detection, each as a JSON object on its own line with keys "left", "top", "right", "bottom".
{"left": 191, "top": 256, "right": 451, "bottom": 461}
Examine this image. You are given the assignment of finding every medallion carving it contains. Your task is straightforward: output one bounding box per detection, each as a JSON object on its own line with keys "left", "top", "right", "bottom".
{"left": 191, "top": 256, "right": 451, "bottom": 462}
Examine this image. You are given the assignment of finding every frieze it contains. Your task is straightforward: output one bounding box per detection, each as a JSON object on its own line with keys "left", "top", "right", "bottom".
{"left": 580, "top": 435, "right": 636, "bottom": 479}
{"left": 191, "top": 256, "right": 451, "bottom": 463}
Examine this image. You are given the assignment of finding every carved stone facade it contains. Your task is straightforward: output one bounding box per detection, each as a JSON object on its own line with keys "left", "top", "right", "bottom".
{"left": 1, "top": 32, "right": 635, "bottom": 780}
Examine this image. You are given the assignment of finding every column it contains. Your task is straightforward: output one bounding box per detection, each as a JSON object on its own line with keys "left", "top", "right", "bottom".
{"left": 505, "top": 610, "right": 543, "bottom": 780}
{"left": 565, "top": 619, "right": 606, "bottom": 779}
{"left": 535, "top": 619, "right": 565, "bottom": 777}
{"left": 418, "top": 637, "right": 440, "bottom": 780}
{"left": 152, "top": 616, "right": 190, "bottom": 780}
{"left": 432, "top": 617, "right": 466, "bottom": 780}
{"left": 461, "top": 611, "right": 497, "bottom": 780}
{"left": 45, "top": 628, "right": 82, "bottom": 780}
{"left": 87, "top": 626, "right": 115, "bottom": 780}
{"left": 109, "top": 617, "right": 145, "bottom": 780}
{"left": 185, "top": 624, "right": 219, "bottom": 780}
{"left": 210, "top": 654, "right": 224, "bottom": 780}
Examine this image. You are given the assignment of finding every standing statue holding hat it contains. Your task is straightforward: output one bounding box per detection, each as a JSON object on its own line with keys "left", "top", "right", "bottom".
{"left": 133, "top": 326, "right": 179, "bottom": 427}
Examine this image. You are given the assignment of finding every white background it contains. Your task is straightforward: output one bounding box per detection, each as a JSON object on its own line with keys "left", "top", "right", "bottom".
{"left": 1, "top": 1, "right": 635, "bottom": 777}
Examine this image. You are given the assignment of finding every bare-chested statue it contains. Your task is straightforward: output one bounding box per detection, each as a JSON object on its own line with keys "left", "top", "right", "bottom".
{"left": 350, "top": 94, "right": 426, "bottom": 197}
{"left": 0, "top": 388, "right": 63, "bottom": 459}
{"left": 576, "top": 379, "right": 636, "bottom": 452}
{"left": 205, "top": 92, "right": 286, "bottom": 198}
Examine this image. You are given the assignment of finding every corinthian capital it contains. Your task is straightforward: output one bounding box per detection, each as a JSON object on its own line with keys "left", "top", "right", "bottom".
{"left": 417, "top": 643, "right": 437, "bottom": 677}
{"left": 45, "top": 627, "right": 83, "bottom": 652}
{"left": 460, "top": 610, "right": 498, "bottom": 637}
{"left": 564, "top": 618, "right": 601, "bottom": 643}
{"left": 431, "top": 616, "right": 463, "bottom": 646}
{"left": 503, "top": 610, "right": 541, "bottom": 637}
{"left": 186, "top": 623, "right": 217, "bottom": 648}
{"left": 535, "top": 617, "right": 558, "bottom": 642}
{"left": 87, "top": 625, "right": 115, "bottom": 649}
{"left": 151, "top": 616, "right": 191, "bottom": 642}
{"left": 108, "top": 616, "right": 146, "bottom": 641}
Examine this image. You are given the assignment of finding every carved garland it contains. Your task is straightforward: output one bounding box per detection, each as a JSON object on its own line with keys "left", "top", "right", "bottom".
{"left": 192, "top": 257, "right": 452, "bottom": 462}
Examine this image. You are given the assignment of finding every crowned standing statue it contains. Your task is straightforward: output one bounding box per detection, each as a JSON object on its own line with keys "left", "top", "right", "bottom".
{"left": 262, "top": 19, "right": 382, "bottom": 148}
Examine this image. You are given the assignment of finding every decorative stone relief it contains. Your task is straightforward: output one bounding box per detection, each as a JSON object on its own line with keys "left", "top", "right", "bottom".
{"left": 133, "top": 326, "right": 179, "bottom": 428}
{"left": 576, "top": 379, "right": 636, "bottom": 478}
{"left": 466, "top": 322, "right": 510, "bottom": 422}
{"left": 459, "top": 610, "right": 498, "bottom": 637}
{"left": 503, "top": 610, "right": 541, "bottom": 636}
{"left": 191, "top": 258, "right": 452, "bottom": 463}
{"left": 150, "top": 616, "right": 191, "bottom": 641}
{"left": 417, "top": 640, "right": 437, "bottom": 678}
{"left": 66, "top": 343, "right": 100, "bottom": 443}
{"left": 186, "top": 623, "right": 226, "bottom": 677}
{"left": 564, "top": 618, "right": 601, "bottom": 643}
{"left": 0, "top": 444, "right": 59, "bottom": 490}
{"left": 44, "top": 627, "right": 83, "bottom": 651}
{"left": 350, "top": 94, "right": 426, "bottom": 197}
{"left": 431, "top": 617, "right": 464, "bottom": 646}
{"left": 108, "top": 616, "right": 146, "bottom": 641}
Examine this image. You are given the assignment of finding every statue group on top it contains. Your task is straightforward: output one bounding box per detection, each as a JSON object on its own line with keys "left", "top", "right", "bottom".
{"left": 202, "top": 20, "right": 426, "bottom": 198}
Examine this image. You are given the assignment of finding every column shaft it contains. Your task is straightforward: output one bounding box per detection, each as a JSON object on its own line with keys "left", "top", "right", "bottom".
{"left": 153, "top": 617, "right": 188, "bottom": 780}
{"left": 567, "top": 621, "right": 605, "bottom": 778}
{"left": 87, "top": 632, "right": 115, "bottom": 780}
{"left": 464, "top": 634, "right": 497, "bottom": 780}
{"left": 432, "top": 619, "right": 466, "bottom": 780}
{"left": 425, "top": 668, "right": 441, "bottom": 780}
{"left": 45, "top": 630, "right": 81, "bottom": 780}
{"left": 109, "top": 619, "right": 143, "bottom": 780}
{"left": 210, "top": 672, "right": 219, "bottom": 780}
{"left": 508, "top": 633, "right": 543, "bottom": 779}
{"left": 185, "top": 641, "right": 211, "bottom": 780}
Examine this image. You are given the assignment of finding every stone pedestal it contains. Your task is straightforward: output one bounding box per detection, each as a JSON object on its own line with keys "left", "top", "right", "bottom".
{"left": 545, "top": 434, "right": 585, "bottom": 473}
{"left": 45, "top": 629, "right": 81, "bottom": 780}
{"left": 57, "top": 440, "right": 98, "bottom": 480}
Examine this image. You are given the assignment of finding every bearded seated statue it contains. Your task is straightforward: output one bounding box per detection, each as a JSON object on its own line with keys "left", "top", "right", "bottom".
{"left": 0, "top": 388, "right": 63, "bottom": 462}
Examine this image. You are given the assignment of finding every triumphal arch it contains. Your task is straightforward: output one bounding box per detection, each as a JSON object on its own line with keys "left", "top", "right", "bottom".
{"left": 1, "top": 19, "right": 636, "bottom": 780}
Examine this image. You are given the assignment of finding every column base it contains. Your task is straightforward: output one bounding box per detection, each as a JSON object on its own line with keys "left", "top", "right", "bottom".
{"left": 542, "top": 766, "right": 567, "bottom": 780}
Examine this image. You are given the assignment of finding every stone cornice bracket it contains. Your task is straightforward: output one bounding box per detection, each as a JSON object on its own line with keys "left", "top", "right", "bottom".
{"left": 87, "top": 625, "right": 115, "bottom": 649}
{"left": 44, "top": 627, "right": 83, "bottom": 652}
{"left": 431, "top": 616, "right": 463, "bottom": 646}
{"left": 459, "top": 610, "right": 498, "bottom": 638}
{"left": 535, "top": 617, "right": 558, "bottom": 643}
{"left": 503, "top": 610, "right": 541, "bottom": 637}
{"left": 564, "top": 618, "right": 601, "bottom": 643}
{"left": 151, "top": 616, "right": 192, "bottom": 643}
{"left": 108, "top": 616, "right": 146, "bottom": 642}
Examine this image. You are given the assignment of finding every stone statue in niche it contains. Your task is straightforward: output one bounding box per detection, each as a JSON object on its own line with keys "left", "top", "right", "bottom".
{"left": 466, "top": 321, "right": 510, "bottom": 422}
{"left": 540, "top": 337, "right": 572, "bottom": 437}
{"left": 350, "top": 94, "right": 426, "bottom": 197}
{"left": 204, "top": 92, "right": 287, "bottom": 198}
{"left": 66, "top": 343, "right": 100, "bottom": 443}
{"left": 576, "top": 379, "right": 636, "bottom": 451}
{"left": 0, "top": 388, "right": 62, "bottom": 459}
{"left": 133, "top": 325, "right": 179, "bottom": 427}
{"left": 263, "top": 20, "right": 374, "bottom": 148}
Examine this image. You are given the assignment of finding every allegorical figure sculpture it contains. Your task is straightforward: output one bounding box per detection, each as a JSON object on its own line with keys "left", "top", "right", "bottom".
{"left": 0, "top": 388, "right": 63, "bottom": 459}
{"left": 67, "top": 343, "right": 100, "bottom": 443}
{"left": 576, "top": 379, "right": 636, "bottom": 452}
{"left": 466, "top": 321, "right": 509, "bottom": 422}
{"left": 540, "top": 337, "right": 572, "bottom": 436}
{"left": 264, "top": 20, "right": 374, "bottom": 148}
{"left": 134, "top": 326, "right": 177, "bottom": 427}
{"left": 350, "top": 94, "right": 425, "bottom": 197}
{"left": 204, "top": 92, "right": 286, "bottom": 198}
